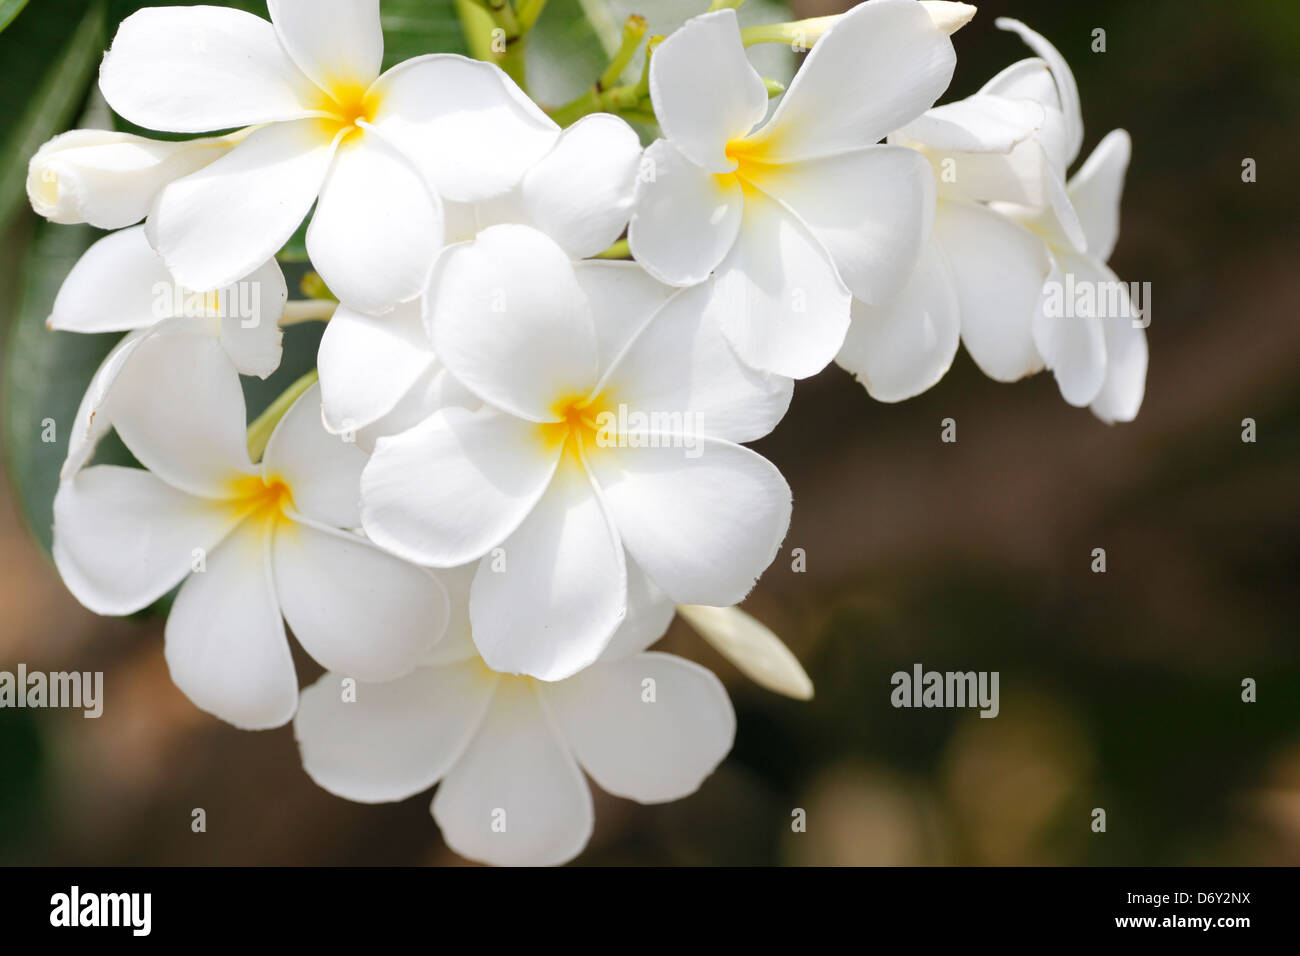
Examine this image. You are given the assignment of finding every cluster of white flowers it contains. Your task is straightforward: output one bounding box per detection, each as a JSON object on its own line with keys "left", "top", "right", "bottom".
{"left": 29, "top": 0, "right": 1142, "bottom": 865}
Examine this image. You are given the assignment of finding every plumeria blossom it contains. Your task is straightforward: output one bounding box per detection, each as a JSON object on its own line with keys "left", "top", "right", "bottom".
{"left": 98, "top": 0, "right": 565, "bottom": 313}
{"left": 316, "top": 112, "right": 643, "bottom": 444}
{"left": 294, "top": 564, "right": 735, "bottom": 867}
{"left": 985, "top": 19, "right": 1146, "bottom": 422}
{"left": 27, "top": 127, "right": 245, "bottom": 230}
{"left": 840, "top": 54, "right": 1050, "bottom": 401}
{"left": 53, "top": 335, "right": 450, "bottom": 729}
{"left": 360, "top": 224, "right": 793, "bottom": 682}
{"left": 875, "top": 19, "right": 1144, "bottom": 421}
{"left": 50, "top": 225, "right": 286, "bottom": 477}
{"left": 627, "top": 0, "right": 959, "bottom": 379}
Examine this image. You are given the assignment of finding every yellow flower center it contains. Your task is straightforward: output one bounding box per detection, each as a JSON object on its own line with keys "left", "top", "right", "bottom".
{"left": 313, "top": 81, "right": 380, "bottom": 146}
{"left": 226, "top": 473, "right": 295, "bottom": 527}
{"left": 719, "top": 138, "right": 772, "bottom": 194}
{"left": 539, "top": 392, "right": 611, "bottom": 466}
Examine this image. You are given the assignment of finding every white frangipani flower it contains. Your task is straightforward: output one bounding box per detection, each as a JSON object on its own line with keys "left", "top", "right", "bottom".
{"left": 878, "top": 19, "right": 1145, "bottom": 422}
{"left": 840, "top": 67, "right": 1050, "bottom": 401}
{"left": 360, "top": 224, "right": 793, "bottom": 682}
{"left": 984, "top": 19, "right": 1145, "bottom": 422}
{"left": 627, "top": 0, "right": 956, "bottom": 379}
{"left": 1023, "top": 127, "right": 1144, "bottom": 422}
{"left": 294, "top": 564, "right": 735, "bottom": 867}
{"left": 50, "top": 225, "right": 286, "bottom": 477}
{"left": 27, "top": 128, "right": 246, "bottom": 230}
{"left": 99, "top": 0, "right": 562, "bottom": 312}
{"left": 53, "top": 335, "right": 450, "bottom": 729}
{"left": 316, "top": 112, "right": 643, "bottom": 445}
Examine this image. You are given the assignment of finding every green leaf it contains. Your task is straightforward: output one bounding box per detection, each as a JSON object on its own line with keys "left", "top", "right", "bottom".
{"left": 2, "top": 222, "right": 112, "bottom": 556}
{"left": 0, "top": 0, "right": 107, "bottom": 228}
{"left": 0, "top": 0, "right": 31, "bottom": 34}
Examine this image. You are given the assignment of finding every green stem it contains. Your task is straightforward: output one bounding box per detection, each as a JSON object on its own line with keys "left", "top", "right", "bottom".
{"left": 546, "top": 32, "right": 661, "bottom": 127}
{"left": 456, "top": 0, "right": 528, "bottom": 89}
{"left": 516, "top": 0, "right": 549, "bottom": 31}
{"left": 281, "top": 299, "right": 336, "bottom": 326}
{"left": 707, "top": 0, "right": 747, "bottom": 10}
{"left": 592, "top": 238, "right": 630, "bottom": 259}
{"left": 740, "top": 16, "right": 837, "bottom": 48}
{"left": 598, "top": 15, "right": 647, "bottom": 92}
{"left": 247, "top": 370, "right": 319, "bottom": 462}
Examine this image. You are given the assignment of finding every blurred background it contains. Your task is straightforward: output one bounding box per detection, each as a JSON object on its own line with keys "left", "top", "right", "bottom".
{"left": 1, "top": 0, "right": 1297, "bottom": 865}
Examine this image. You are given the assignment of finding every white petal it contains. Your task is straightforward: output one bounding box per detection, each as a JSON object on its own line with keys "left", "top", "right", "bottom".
{"left": 99, "top": 6, "right": 320, "bottom": 132}
{"left": 422, "top": 564, "right": 481, "bottom": 666}
{"left": 355, "top": 364, "right": 478, "bottom": 453}
{"left": 1031, "top": 253, "right": 1108, "bottom": 407}
{"left": 980, "top": 57, "right": 1059, "bottom": 108}
{"left": 27, "top": 129, "right": 242, "bottom": 230}
{"left": 930, "top": 137, "right": 1057, "bottom": 207}
{"left": 677, "top": 603, "right": 814, "bottom": 700}
{"left": 469, "top": 459, "right": 626, "bottom": 681}
{"left": 217, "top": 257, "right": 287, "bottom": 378}
{"left": 52, "top": 465, "right": 235, "bottom": 616}
{"left": 164, "top": 517, "right": 297, "bottom": 730}
{"left": 588, "top": 438, "right": 790, "bottom": 606}
{"left": 703, "top": 191, "right": 850, "bottom": 379}
{"left": 1090, "top": 274, "right": 1148, "bottom": 424}
{"left": 61, "top": 330, "right": 149, "bottom": 479}
{"left": 106, "top": 333, "right": 255, "bottom": 497}
{"left": 294, "top": 663, "right": 496, "bottom": 803}
{"left": 147, "top": 119, "right": 337, "bottom": 293}
{"left": 274, "top": 520, "right": 448, "bottom": 681}
{"left": 649, "top": 9, "right": 769, "bottom": 173}
{"left": 519, "top": 113, "right": 642, "bottom": 258}
{"left": 1067, "top": 129, "right": 1131, "bottom": 263}
{"left": 996, "top": 161, "right": 1087, "bottom": 254}
{"left": 48, "top": 226, "right": 172, "bottom": 333}
{"left": 598, "top": 282, "right": 792, "bottom": 444}
{"left": 837, "top": 235, "right": 960, "bottom": 402}
{"left": 370, "top": 54, "right": 558, "bottom": 202}
{"left": 432, "top": 679, "right": 593, "bottom": 867}
{"left": 307, "top": 133, "right": 444, "bottom": 314}
{"left": 360, "top": 407, "right": 561, "bottom": 567}
{"left": 748, "top": 144, "right": 935, "bottom": 305}
{"left": 751, "top": 0, "right": 955, "bottom": 161}
{"left": 996, "top": 18, "right": 1083, "bottom": 167}
{"left": 933, "top": 199, "right": 1049, "bottom": 382}
{"left": 318, "top": 302, "right": 435, "bottom": 434}
{"left": 267, "top": 0, "right": 383, "bottom": 91}
{"left": 543, "top": 651, "right": 734, "bottom": 803}
{"left": 572, "top": 260, "right": 677, "bottom": 371}
{"left": 599, "top": 559, "right": 677, "bottom": 661}
{"left": 897, "top": 95, "right": 1044, "bottom": 154}
{"left": 261, "top": 382, "right": 367, "bottom": 529}
{"left": 627, "top": 138, "right": 744, "bottom": 287}
{"left": 427, "top": 225, "right": 598, "bottom": 421}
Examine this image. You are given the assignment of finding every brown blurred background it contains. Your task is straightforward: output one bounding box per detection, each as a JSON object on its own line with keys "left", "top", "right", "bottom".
{"left": 2, "top": 0, "right": 1298, "bottom": 865}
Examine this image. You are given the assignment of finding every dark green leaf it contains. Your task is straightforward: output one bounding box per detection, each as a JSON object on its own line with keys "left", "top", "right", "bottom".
{"left": 0, "top": 0, "right": 31, "bottom": 34}
{"left": 2, "top": 222, "right": 111, "bottom": 555}
{"left": 0, "top": 0, "right": 106, "bottom": 228}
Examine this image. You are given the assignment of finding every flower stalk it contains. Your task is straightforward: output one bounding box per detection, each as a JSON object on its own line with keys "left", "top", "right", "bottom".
{"left": 457, "top": 0, "right": 530, "bottom": 89}
{"left": 246, "top": 369, "right": 320, "bottom": 462}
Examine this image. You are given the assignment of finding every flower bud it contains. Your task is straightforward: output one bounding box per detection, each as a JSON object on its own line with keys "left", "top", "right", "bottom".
{"left": 27, "top": 128, "right": 243, "bottom": 229}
